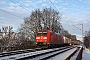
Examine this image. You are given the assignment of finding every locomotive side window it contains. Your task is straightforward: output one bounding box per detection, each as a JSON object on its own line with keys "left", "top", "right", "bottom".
{"left": 37, "top": 32, "right": 47, "bottom": 36}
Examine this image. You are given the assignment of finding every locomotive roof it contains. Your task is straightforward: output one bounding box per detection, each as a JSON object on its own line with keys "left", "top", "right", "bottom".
{"left": 37, "top": 30, "right": 62, "bottom": 36}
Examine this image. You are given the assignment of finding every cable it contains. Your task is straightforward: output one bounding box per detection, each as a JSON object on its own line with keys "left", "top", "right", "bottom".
{"left": 9, "top": 0, "right": 30, "bottom": 12}
{"left": 0, "top": 8, "right": 23, "bottom": 19}
{"left": 72, "top": 25, "right": 82, "bottom": 31}
{"left": 54, "top": 1, "right": 63, "bottom": 16}
{"left": 55, "top": 0, "right": 80, "bottom": 31}
{"left": 10, "top": 0, "right": 81, "bottom": 32}
{"left": 9, "top": 0, "right": 39, "bottom": 20}
{"left": 63, "top": 0, "right": 69, "bottom": 14}
{"left": 0, "top": 0, "right": 28, "bottom": 19}
{"left": 63, "top": 0, "right": 82, "bottom": 31}
{"left": 62, "top": 0, "right": 75, "bottom": 29}
{"left": 48, "top": 0, "right": 84, "bottom": 41}
{"left": 49, "top": 0, "right": 75, "bottom": 30}
{"left": 49, "top": 0, "right": 58, "bottom": 10}
{"left": 9, "top": 0, "right": 39, "bottom": 18}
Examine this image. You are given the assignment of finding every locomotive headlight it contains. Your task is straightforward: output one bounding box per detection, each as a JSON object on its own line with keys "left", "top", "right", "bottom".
{"left": 36, "top": 37, "right": 40, "bottom": 39}
{"left": 43, "top": 37, "right": 47, "bottom": 39}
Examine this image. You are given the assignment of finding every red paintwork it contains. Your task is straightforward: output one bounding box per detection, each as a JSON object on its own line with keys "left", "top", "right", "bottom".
{"left": 36, "top": 30, "right": 64, "bottom": 45}
{"left": 36, "top": 30, "right": 80, "bottom": 45}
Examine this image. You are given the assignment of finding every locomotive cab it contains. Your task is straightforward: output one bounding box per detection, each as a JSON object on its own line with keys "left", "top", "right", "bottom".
{"left": 36, "top": 30, "right": 48, "bottom": 46}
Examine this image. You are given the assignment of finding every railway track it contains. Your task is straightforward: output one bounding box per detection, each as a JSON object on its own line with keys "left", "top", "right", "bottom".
{"left": 0, "top": 45, "right": 79, "bottom": 60}
{"left": 69, "top": 46, "right": 83, "bottom": 60}
{"left": 0, "top": 48, "right": 43, "bottom": 57}
{"left": 24, "top": 46, "right": 77, "bottom": 60}
{"left": 39, "top": 46, "right": 76, "bottom": 60}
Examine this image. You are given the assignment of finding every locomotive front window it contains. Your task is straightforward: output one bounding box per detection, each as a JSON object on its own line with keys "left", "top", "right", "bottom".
{"left": 43, "top": 32, "right": 47, "bottom": 36}
{"left": 37, "top": 32, "right": 47, "bottom": 36}
{"left": 37, "top": 32, "right": 43, "bottom": 35}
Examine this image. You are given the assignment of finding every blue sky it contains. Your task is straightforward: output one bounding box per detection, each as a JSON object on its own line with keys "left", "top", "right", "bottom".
{"left": 0, "top": 0, "right": 90, "bottom": 41}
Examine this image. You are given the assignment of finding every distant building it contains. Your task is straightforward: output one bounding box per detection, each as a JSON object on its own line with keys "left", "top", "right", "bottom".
{"left": 71, "top": 35, "right": 77, "bottom": 45}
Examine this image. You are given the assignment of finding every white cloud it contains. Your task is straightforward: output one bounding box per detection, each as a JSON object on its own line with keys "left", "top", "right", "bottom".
{"left": 59, "top": 0, "right": 63, "bottom": 3}
{"left": 0, "top": 3, "right": 31, "bottom": 30}
{"left": 0, "top": 1, "right": 6, "bottom": 4}
{"left": 25, "top": 4, "right": 31, "bottom": 7}
{"left": 10, "top": 3, "right": 20, "bottom": 7}
{"left": 24, "top": 0, "right": 32, "bottom": 3}
{"left": 36, "top": 0, "right": 43, "bottom": 3}
{"left": 79, "top": 0, "right": 82, "bottom": 2}
{"left": 0, "top": 0, "right": 90, "bottom": 37}
{"left": 50, "top": 0, "right": 55, "bottom": 2}
{"left": 61, "top": 10, "right": 90, "bottom": 38}
{"left": 0, "top": 17, "right": 5, "bottom": 19}
{"left": 0, "top": 14, "right": 24, "bottom": 31}
{"left": 42, "top": 3, "right": 49, "bottom": 7}
{"left": 84, "top": 0, "right": 90, "bottom": 4}
{"left": 76, "top": 34, "right": 84, "bottom": 42}
{"left": 0, "top": 2, "right": 33, "bottom": 14}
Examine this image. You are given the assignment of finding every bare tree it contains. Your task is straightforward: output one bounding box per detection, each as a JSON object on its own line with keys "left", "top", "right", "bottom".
{"left": 18, "top": 8, "right": 63, "bottom": 43}
{"left": 0, "top": 26, "right": 17, "bottom": 52}
{"left": 84, "top": 30, "right": 90, "bottom": 48}
{"left": 42, "top": 8, "right": 61, "bottom": 32}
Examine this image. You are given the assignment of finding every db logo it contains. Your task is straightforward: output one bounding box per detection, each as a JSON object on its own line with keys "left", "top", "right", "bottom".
{"left": 41, "top": 36, "right": 43, "bottom": 39}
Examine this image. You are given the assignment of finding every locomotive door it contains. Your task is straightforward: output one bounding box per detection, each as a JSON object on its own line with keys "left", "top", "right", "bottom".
{"left": 50, "top": 33, "right": 53, "bottom": 43}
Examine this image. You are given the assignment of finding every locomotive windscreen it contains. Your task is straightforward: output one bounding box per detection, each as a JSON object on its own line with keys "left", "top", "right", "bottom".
{"left": 37, "top": 32, "right": 47, "bottom": 36}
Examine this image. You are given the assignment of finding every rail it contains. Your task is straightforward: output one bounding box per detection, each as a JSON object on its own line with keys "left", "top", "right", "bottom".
{"left": 0, "top": 46, "right": 77, "bottom": 60}
{"left": 76, "top": 46, "right": 83, "bottom": 60}
{"left": 65, "top": 46, "right": 80, "bottom": 60}
{"left": 17, "top": 46, "right": 76, "bottom": 60}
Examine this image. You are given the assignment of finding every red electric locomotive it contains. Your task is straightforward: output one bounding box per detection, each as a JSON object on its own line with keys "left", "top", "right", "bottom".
{"left": 36, "top": 30, "right": 64, "bottom": 47}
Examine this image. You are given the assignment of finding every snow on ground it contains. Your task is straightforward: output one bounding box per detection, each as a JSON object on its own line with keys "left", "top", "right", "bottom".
{"left": 0, "top": 49, "right": 53, "bottom": 60}
{"left": 48, "top": 48, "right": 77, "bottom": 60}
{"left": 82, "top": 48, "right": 90, "bottom": 60}
{"left": 0, "top": 48, "right": 62, "bottom": 60}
